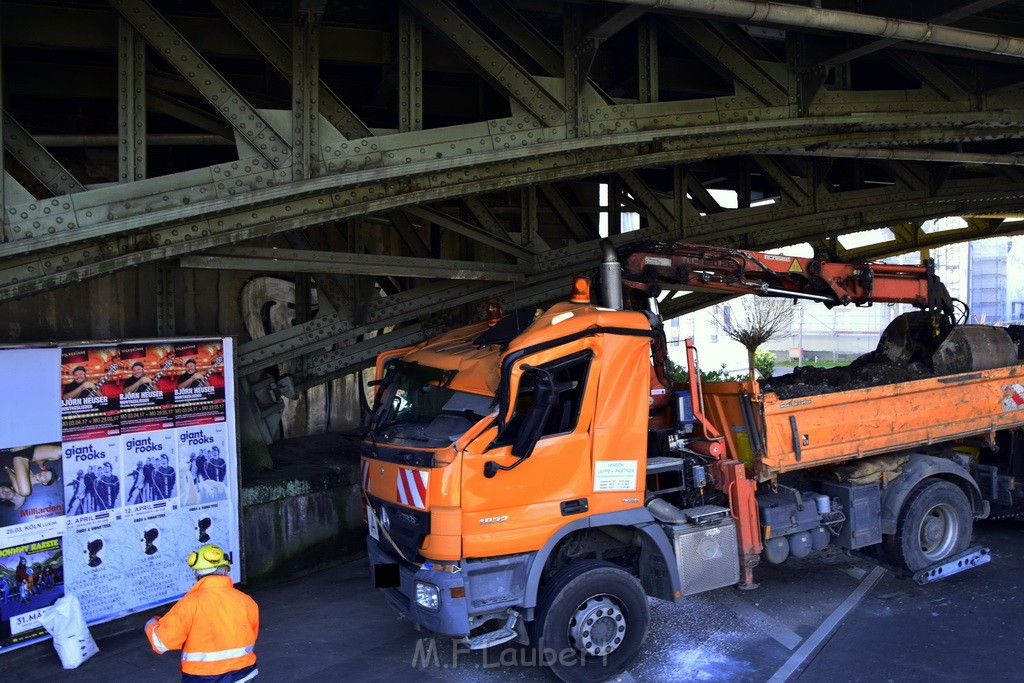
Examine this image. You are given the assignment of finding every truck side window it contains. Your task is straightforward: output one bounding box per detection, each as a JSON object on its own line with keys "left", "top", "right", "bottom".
{"left": 497, "top": 350, "right": 592, "bottom": 445}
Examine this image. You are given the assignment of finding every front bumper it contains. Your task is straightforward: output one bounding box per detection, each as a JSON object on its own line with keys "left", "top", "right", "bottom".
{"left": 367, "top": 537, "right": 471, "bottom": 637}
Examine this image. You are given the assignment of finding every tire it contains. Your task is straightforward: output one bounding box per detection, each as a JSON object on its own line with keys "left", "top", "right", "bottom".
{"left": 530, "top": 560, "right": 649, "bottom": 683}
{"left": 885, "top": 480, "right": 972, "bottom": 572}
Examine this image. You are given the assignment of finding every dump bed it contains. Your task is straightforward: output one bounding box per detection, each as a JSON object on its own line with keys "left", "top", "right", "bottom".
{"left": 702, "top": 363, "right": 1024, "bottom": 482}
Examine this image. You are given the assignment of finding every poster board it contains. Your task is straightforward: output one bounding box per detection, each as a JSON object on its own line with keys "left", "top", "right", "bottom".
{"left": 0, "top": 338, "right": 239, "bottom": 652}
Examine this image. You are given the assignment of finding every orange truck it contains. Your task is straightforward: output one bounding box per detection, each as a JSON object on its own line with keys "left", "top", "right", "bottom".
{"left": 362, "top": 239, "right": 1024, "bottom": 682}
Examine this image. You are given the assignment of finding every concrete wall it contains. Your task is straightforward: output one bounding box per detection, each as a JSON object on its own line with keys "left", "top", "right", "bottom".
{"left": 240, "top": 434, "right": 367, "bottom": 585}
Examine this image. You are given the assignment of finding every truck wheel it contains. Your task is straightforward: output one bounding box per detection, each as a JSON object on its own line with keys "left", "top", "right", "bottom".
{"left": 885, "top": 480, "right": 972, "bottom": 572}
{"left": 531, "top": 560, "right": 649, "bottom": 683}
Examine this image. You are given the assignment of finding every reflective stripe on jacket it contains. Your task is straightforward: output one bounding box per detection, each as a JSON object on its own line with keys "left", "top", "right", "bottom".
{"left": 145, "top": 574, "right": 259, "bottom": 677}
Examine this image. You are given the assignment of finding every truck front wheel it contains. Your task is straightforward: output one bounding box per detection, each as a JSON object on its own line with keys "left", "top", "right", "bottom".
{"left": 531, "top": 560, "right": 649, "bottom": 683}
{"left": 886, "top": 479, "right": 972, "bottom": 572}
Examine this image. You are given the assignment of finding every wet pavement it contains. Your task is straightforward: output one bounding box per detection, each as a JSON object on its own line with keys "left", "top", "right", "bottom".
{"left": 2, "top": 519, "right": 1022, "bottom": 682}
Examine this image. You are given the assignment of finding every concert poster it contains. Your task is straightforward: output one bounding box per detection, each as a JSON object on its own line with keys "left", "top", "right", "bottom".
{"left": 172, "top": 342, "right": 226, "bottom": 428}
{"left": 120, "top": 510, "right": 196, "bottom": 615}
{"left": 177, "top": 423, "right": 230, "bottom": 506}
{"left": 61, "top": 517, "right": 129, "bottom": 623}
{"left": 118, "top": 343, "right": 176, "bottom": 435}
{"left": 62, "top": 436, "right": 122, "bottom": 522}
{"left": 0, "top": 536, "right": 64, "bottom": 648}
{"left": 60, "top": 346, "right": 121, "bottom": 442}
{"left": 123, "top": 431, "right": 179, "bottom": 510}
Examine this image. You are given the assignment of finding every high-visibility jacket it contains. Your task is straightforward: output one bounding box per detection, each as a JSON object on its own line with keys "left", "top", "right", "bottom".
{"left": 145, "top": 574, "right": 259, "bottom": 677}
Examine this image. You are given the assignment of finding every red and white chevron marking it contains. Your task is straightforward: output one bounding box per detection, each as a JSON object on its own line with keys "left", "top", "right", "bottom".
{"left": 396, "top": 468, "right": 429, "bottom": 509}
{"left": 360, "top": 460, "right": 370, "bottom": 492}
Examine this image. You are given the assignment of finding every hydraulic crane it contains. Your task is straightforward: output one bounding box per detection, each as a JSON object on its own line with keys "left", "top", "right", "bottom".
{"left": 611, "top": 240, "right": 1012, "bottom": 375}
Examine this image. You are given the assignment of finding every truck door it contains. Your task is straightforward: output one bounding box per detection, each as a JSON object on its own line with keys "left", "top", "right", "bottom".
{"left": 461, "top": 348, "right": 596, "bottom": 558}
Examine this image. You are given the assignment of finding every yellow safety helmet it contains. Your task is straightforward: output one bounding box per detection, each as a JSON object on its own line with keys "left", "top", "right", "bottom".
{"left": 187, "top": 544, "right": 230, "bottom": 571}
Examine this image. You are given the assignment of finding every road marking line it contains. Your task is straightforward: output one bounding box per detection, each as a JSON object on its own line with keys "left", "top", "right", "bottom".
{"left": 767, "top": 565, "right": 886, "bottom": 683}
{"left": 718, "top": 591, "right": 803, "bottom": 650}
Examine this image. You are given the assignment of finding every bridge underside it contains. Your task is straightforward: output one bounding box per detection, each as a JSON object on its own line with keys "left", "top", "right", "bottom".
{"left": 4, "top": 0, "right": 1024, "bottom": 441}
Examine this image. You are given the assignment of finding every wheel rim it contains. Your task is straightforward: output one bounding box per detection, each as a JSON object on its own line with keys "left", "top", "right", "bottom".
{"left": 568, "top": 595, "right": 627, "bottom": 657}
{"left": 919, "top": 502, "right": 959, "bottom": 561}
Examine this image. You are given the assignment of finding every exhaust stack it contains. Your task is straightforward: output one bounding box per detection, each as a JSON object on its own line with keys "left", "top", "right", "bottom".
{"left": 600, "top": 239, "right": 623, "bottom": 310}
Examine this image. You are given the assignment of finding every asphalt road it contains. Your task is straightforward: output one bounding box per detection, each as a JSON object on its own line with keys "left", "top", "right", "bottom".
{"left": 4, "top": 518, "right": 1022, "bottom": 682}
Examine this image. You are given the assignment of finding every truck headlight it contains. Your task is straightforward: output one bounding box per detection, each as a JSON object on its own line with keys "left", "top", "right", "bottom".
{"left": 415, "top": 581, "right": 440, "bottom": 611}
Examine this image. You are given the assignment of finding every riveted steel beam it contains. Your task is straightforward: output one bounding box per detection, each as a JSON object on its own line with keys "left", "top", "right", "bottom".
{"left": 890, "top": 52, "right": 970, "bottom": 101}
{"left": 590, "top": 5, "right": 649, "bottom": 43}
{"left": 2, "top": 113, "right": 86, "bottom": 196}
{"left": 293, "top": 263, "right": 589, "bottom": 387}
{"left": 154, "top": 264, "right": 175, "bottom": 336}
{"left": 146, "top": 92, "right": 235, "bottom": 141}
{"left": 402, "top": 0, "right": 566, "bottom": 127}
{"left": 491, "top": 0, "right": 565, "bottom": 78}
{"left": 20, "top": 99, "right": 1007, "bottom": 253}
{"left": 683, "top": 170, "right": 725, "bottom": 215}
{"left": 638, "top": 17, "right": 659, "bottom": 104}
{"left": 180, "top": 246, "right": 529, "bottom": 281}
{"left": 405, "top": 205, "right": 535, "bottom": 262}
{"left": 837, "top": 216, "right": 1012, "bottom": 262}
{"left": 617, "top": 170, "right": 676, "bottom": 230}
{"left": 108, "top": 0, "right": 292, "bottom": 169}
{"left": 292, "top": 9, "right": 321, "bottom": 181}
{"left": 663, "top": 19, "right": 788, "bottom": 107}
{"left": 485, "top": 0, "right": 614, "bottom": 105}
{"left": 750, "top": 155, "right": 811, "bottom": 206}
{"left": 280, "top": 230, "right": 349, "bottom": 316}
{"left": 292, "top": 323, "right": 427, "bottom": 391}
{"left": 564, "top": 6, "right": 586, "bottom": 140}
{"left": 3, "top": 153, "right": 279, "bottom": 245}
{"left": 538, "top": 185, "right": 599, "bottom": 243}
{"left": 117, "top": 18, "right": 147, "bottom": 184}
{"left": 2, "top": 147, "right": 1015, "bottom": 307}
{"left": 5, "top": 110, "right": 1024, "bottom": 298}
{"left": 398, "top": 7, "right": 423, "bottom": 134}
{"left": 0, "top": 113, "right": 1008, "bottom": 259}
{"left": 383, "top": 210, "right": 430, "bottom": 260}
{"left": 237, "top": 278, "right": 508, "bottom": 374}
{"left": 520, "top": 185, "right": 539, "bottom": 249}
{"left": 210, "top": 0, "right": 371, "bottom": 139}
{"left": 461, "top": 196, "right": 514, "bottom": 245}
{"left": 886, "top": 222, "right": 921, "bottom": 253}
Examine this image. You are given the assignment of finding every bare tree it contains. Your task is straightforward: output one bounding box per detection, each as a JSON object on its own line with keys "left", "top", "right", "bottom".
{"left": 713, "top": 297, "right": 795, "bottom": 380}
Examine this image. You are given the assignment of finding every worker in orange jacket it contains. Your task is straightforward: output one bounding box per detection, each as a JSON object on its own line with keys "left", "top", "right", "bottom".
{"left": 145, "top": 544, "right": 259, "bottom": 682}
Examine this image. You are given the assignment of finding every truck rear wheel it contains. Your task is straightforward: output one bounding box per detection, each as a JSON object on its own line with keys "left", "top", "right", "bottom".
{"left": 885, "top": 480, "right": 972, "bottom": 572}
{"left": 531, "top": 560, "right": 649, "bottom": 683}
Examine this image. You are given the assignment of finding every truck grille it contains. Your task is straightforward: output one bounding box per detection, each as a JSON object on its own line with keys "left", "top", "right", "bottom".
{"left": 368, "top": 495, "right": 429, "bottom": 563}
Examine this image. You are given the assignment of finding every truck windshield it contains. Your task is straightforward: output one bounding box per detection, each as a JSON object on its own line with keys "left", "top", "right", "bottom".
{"left": 372, "top": 361, "right": 495, "bottom": 447}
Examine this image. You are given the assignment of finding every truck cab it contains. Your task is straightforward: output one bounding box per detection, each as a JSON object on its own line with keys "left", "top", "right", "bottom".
{"left": 362, "top": 295, "right": 731, "bottom": 682}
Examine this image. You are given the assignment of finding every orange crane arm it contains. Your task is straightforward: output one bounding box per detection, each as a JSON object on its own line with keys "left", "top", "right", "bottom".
{"left": 617, "top": 241, "right": 960, "bottom": 331}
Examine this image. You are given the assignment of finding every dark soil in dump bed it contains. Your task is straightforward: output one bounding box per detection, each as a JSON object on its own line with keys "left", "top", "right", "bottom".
{"left": 762, "top": 352, "right": 937, "bottom": 399}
